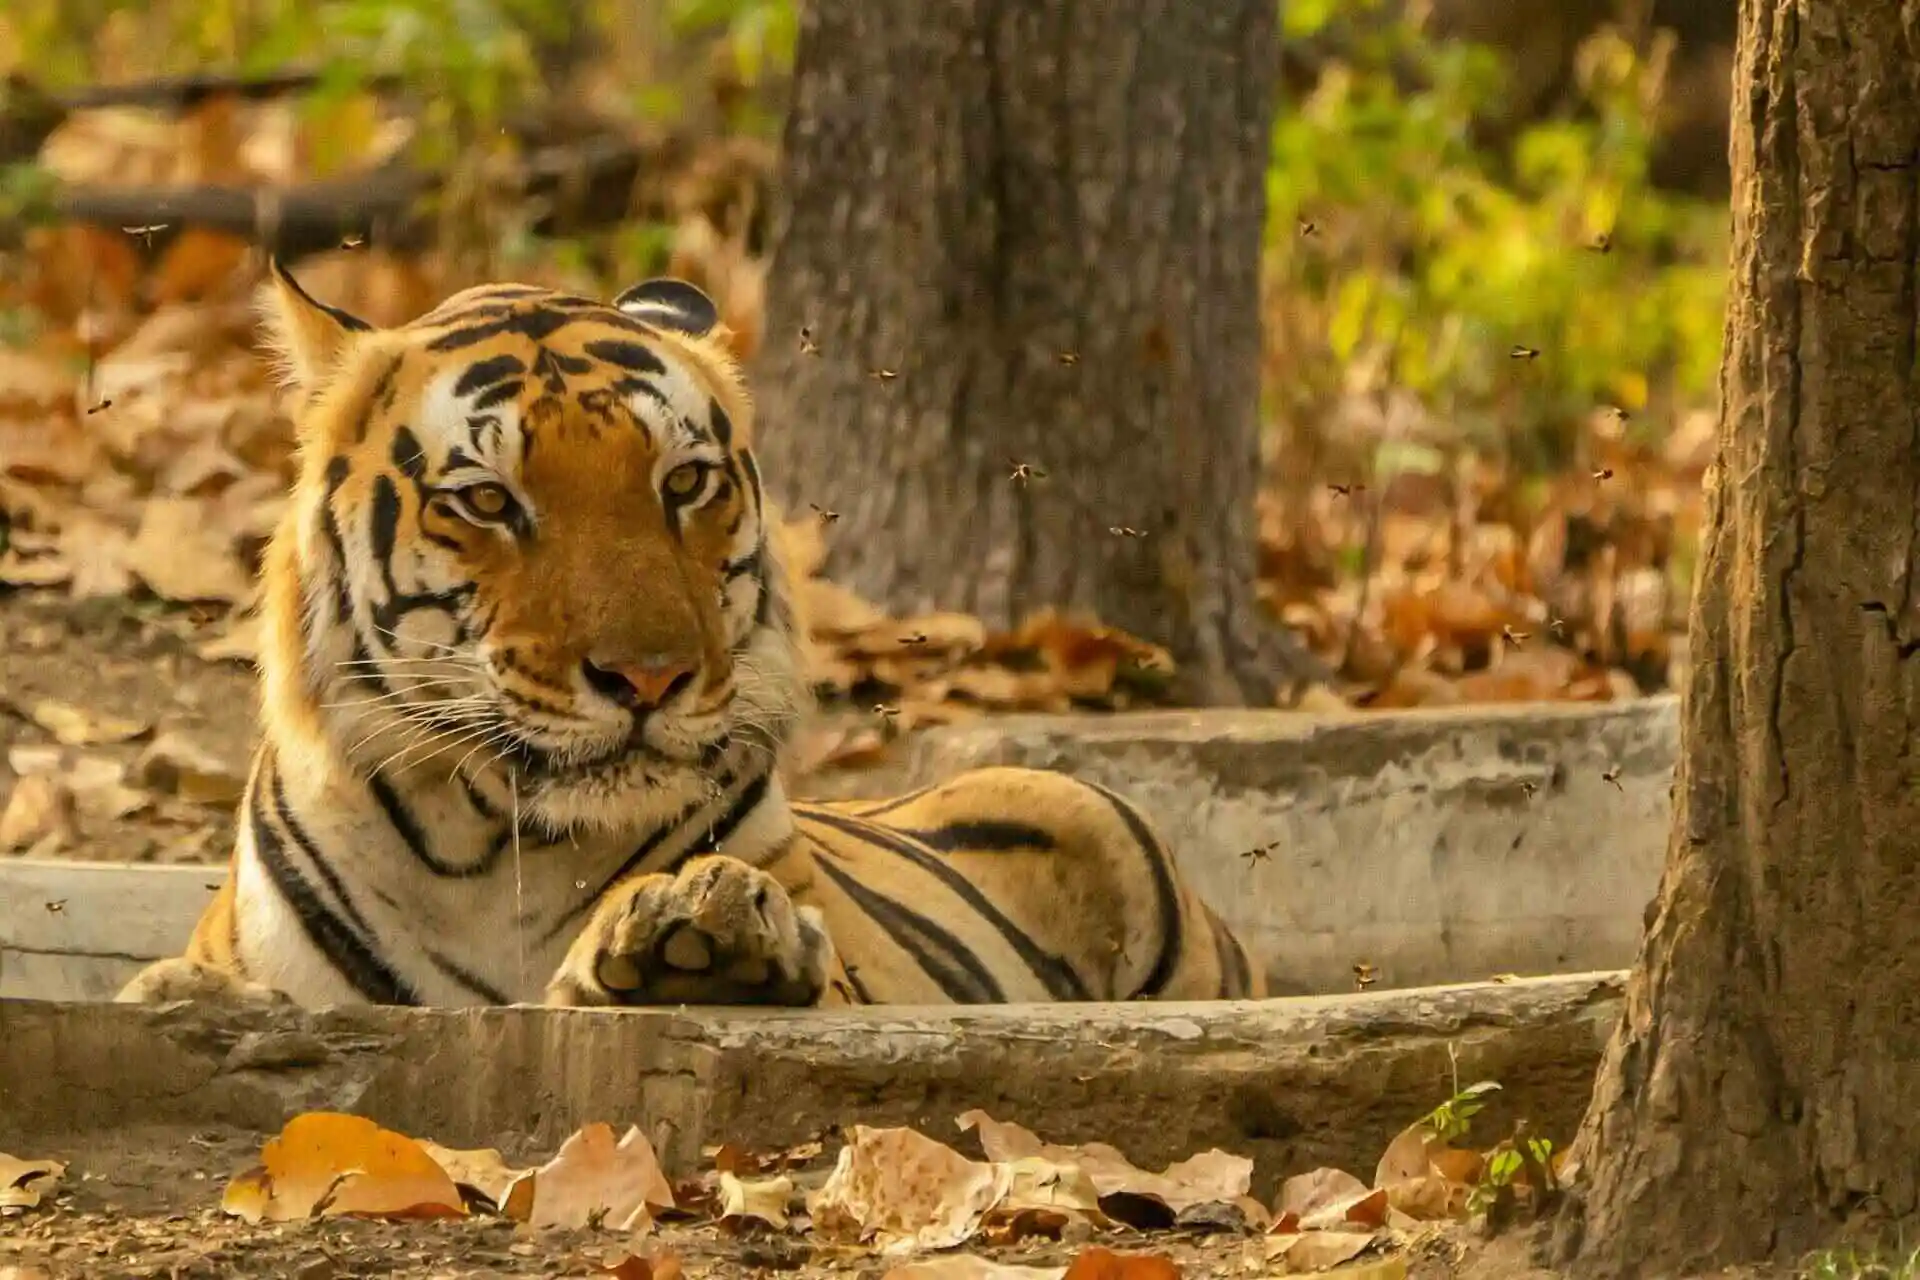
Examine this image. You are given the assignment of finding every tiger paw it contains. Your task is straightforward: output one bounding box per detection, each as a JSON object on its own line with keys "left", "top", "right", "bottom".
{"left": 547, "top": 855, "right": 833, "bottom": 1007}
{"left": 115, "top": 956, "right": 294, "bottom": 1007}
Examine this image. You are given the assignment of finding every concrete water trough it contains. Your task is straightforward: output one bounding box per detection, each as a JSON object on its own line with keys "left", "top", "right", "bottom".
{"left": 2, "top": 697, "right": 1677, "bottom": 1002}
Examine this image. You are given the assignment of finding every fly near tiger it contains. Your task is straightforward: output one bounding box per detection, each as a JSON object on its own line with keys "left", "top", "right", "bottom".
{"left": 117, "top": 265, "right": 1264, "bottom": 1011}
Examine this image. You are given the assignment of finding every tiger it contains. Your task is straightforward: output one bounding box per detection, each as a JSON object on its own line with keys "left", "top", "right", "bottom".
{"left": 116, "top": 262, "right": 1265, "bottom": 1011}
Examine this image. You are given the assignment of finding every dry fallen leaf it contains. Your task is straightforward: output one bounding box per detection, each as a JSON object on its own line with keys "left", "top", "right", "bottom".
{"left": 501, "top": 1122, "right": 674, "bottom": 1232}
{"left": 957, "top": 1112, "right": 1249, "bottom": 1222}
{"left": 808, "top": 1125, "right": 1014, "bottom": 1254}
{"left": 0, "top": 1154, "right": 66, "bottom": 1213}
{"left": 418, "top": 1141, "right": 528, "bottom": 1211}
{"left": 716, "top": 1171, "right": 794, "bottom": 1230}
{"left": 0, "top": 775, "right": 77, "bottom": 853}
{"left": 27, "top": 699, "right": 150, "bottom": 746}
{"left": 220, "top": 1112, "right": 466, "bottom": 1222}
{"left": 599, "top": 1251, "right": 684, "bottom": 1280}
{"left": 1274, "top": 1167, "right": 1390, "bottom": 1231}
{"left": 1370, "top": 1121, "right": 1473, "bottom": 1222}
{"left": 884, "top": 1260, "right": 1066, "bottom": 1280}
{"left": 1265, "top": 1229, "right": 1378, "bottom": 1272}
{"left": 1061, "top": 1246, "right": 1183, "bottom": 1280}
{"left": 124, "top": 496, "right": 252, "bottom": 604}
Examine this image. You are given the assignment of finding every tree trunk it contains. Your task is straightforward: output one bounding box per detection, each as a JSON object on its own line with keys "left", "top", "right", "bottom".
{"left": 1551, "top": 1, "right": 1920, "bottom": 1273}
{"left": 752, "top": 0, "right": 1318, "bottom": 706}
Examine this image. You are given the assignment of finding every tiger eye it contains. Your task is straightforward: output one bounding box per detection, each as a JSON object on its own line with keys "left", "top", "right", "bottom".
{"left": 461, "top": 482, "right": 514, "bottom": 519}
{"left": 663, "top": 463, "right": 707, "bottom": 499}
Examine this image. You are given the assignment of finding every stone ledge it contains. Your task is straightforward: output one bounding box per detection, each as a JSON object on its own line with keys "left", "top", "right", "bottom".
{"left": 1, "top": 972, "right": 1624, "bottom": 1188}
{"left": 2, "top": 700, "right": 1676, "bottom": 1002}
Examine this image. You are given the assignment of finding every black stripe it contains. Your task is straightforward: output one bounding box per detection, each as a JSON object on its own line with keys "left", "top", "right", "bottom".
{"left": 1085, "top": 783, "right": 1184, "bottom": 999}
{"left": 541, "top": 765, "right": 764, "bottom": 942}
{"left": 583, "top": 339, "right": 667, "bottom": 377}
{"left": 800, "top": 808, "right": 1088, "bottom": 1000}
{"left": 268, "top": 766, "right": 378, "bottom": 940}
{"left": 809, "top": 853, "right": 1005, "bottom": 1003}
{"left": 391, "top": 425, "right": 427, "bottom": 481}
{"left": 251, "top": 758, "right": 415, "bottom": 1004}
{"left": 473, "top": 380, "right": 521, "bottom": 412}
{"left": 425, "top": 949, "right": 512, "bottom": 1004}
{"left": 426, "top": 306, "right": 577, "bottom": 350}
{"left": 678, "top": 768, "right": 775, "bottom": 872}
{"left": 707, "top": 398, "right": 733, "bottom": 448}
{"left": 849, "top": 785, "right": 940, "bottom": 819}
{"left": 893, "top": 820, "right": 1057, "bottom": 853}
{"left": 454, "top": 354, "right": 527, "bottom": 397}
{"left": 319, "top": 457, "right": 354, "bottom": 624}
{"left": 366, "top": 769, "right": 503, "bottom": 879}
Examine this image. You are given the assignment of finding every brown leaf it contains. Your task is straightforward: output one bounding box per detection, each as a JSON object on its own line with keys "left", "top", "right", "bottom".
{"left": 0, "top": 774, "right": 77, "bottom": 852}
{"left": 1061, "top": 1245, "right": 1183, "bottom": 1280}
{"left": 501, "top": 1122, "right": 675, "bottom": 1232}
{"left": 956, "top": 1112, "right": 1249, "bottom": 1220}
{"left": 27, "top": 699, "right": 150, "bottom": 747}
{"left": 418, "top": 1141, "right": 528, "bottom": 1211}
{"left": 884, "top": 1260, "right": 1066, "bottom": 1280}
{"left": 1264, "top": 1229, "right": 1377, "bottom": 1272}
{"left": 599, "top": 1251, "right": 684, "bottom": 1280}
{"left": 125, "top": 497, "right": 252, "bottom": 604}
{"left": 807, "top": 1125, "right": 1013, "bottom": 1254}
{"left": 716, "top": 1171, "right": 794, "bottom": 1230}
{"left": 0, "top": 1153, "right": 66, "bottom": 1213}
{"left": 220, "top": 1112, "right": 466, "bottom": 1222}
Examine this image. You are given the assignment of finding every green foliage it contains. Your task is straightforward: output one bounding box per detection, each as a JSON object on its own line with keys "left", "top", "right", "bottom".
{"left": 1266, "top": 0, "right": 1727, "bottom": 471}
{"left": 1464, "top": 1133, "right": 1553, "bottom": 1216}
{"left": 1420, "top": 1078, "right": 1500, "bottom": 1145}
{"left": 1801, "top": 1244, "right": 1920, "bottom": 1280}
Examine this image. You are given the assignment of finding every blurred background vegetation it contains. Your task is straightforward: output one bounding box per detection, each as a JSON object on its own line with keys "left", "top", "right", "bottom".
{"left": 0, "top": 0, "right": 1732, "bottom": 719}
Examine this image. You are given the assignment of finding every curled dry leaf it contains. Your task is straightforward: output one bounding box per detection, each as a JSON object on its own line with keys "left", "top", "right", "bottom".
{"left": 599, "top": 1250, "right": 684, "bottom": 1280}
{"left": 124, "top": 496, "right": 252, "bottom": 604}
{"left": 500, "top": 1122, "right": 675, "bottom": 1232}
{"left": 417, "top": 1141, "right": 528, "bottom": 1211}
{"left": 0, "top": 1153, "right": 66, "bottom": 1213}
{"left": 883, "top": 1260, "right": 1066, "bottom": 1280}
{"left": 716, "top": 1171, "right": 794, "bottom": 1230}
{"left": 1370, "top": 1121, "right": 1474, "bottom": 1222}
{"left": 1273, "top": 1167, "right": 1389, "bottom": 1231}
{"left": 808, "top": 1124, "right": 1014, "bottom": 1254}
{"left": 27, "top": 699, "right": 150, "bottom": 747}
{"left": 220, "top": 1111, "right": 466, "bottom": 1222}
{"left": 957, "top": 1111, "right": 1250, "bottom": 1221}
{"left": 1264, "top": 1229, "right": 1378, "bottom": 1273}
{"left": 1061, "top": 1245, "right": 1183, "bottom": 1280}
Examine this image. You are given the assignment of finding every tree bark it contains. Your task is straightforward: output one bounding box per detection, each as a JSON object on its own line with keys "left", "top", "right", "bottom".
{"left": 752, "top": 0, "right": 1319, "bottom": 706}
{"left": 1551, "top": 1, "right": 1920, "bottom": 1273}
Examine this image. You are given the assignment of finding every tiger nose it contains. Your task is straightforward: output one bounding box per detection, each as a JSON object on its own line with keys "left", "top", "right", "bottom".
{"left": 581, "top": 655, "right": 698, "bottom": 710}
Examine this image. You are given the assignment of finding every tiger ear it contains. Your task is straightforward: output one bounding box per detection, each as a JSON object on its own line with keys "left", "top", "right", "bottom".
{"left": 258, "top": 256, "right": 374, "bottom": 392}
{"left": 612, "top": 277, "right": 719, "bottom": 337}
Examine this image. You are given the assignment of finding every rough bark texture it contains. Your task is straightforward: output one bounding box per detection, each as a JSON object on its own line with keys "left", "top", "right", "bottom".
{"left": 752, "top": 0, "right": 1315, "bottom": 705}
{"left": 1552, "top": 1, "right": 1920, "bottom": 1273}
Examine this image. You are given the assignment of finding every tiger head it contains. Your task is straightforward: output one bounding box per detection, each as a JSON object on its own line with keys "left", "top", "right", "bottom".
{"left": 256, "top": 262, "right": 805, "bottom": 832}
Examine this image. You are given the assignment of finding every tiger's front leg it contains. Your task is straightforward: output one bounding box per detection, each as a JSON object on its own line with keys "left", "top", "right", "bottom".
{"left": 546, "top": 855, "right": 839, "bottom": 1007}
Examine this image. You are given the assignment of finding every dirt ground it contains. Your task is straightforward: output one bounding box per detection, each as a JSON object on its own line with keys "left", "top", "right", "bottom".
{"left": 0, "top": 1122, "right": 1600, "bottom": 1280}
{"left": 0, "top": 590, "right": 255, "bottom": 866}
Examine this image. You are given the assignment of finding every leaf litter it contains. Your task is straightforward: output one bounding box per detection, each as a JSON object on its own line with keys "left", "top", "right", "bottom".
{"left": 6, "top": 1094, "right": 1568, "bottom": 1278}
